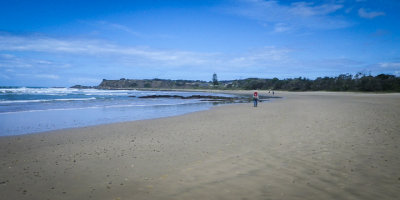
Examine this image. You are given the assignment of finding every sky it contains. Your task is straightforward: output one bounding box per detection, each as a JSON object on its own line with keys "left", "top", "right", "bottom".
{"left": 0, "top": 0, "right": 400, "bottom": 87}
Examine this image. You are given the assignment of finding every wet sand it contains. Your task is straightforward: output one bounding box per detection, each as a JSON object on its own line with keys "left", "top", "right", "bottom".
{"left": 1, "top": 91, "right": 400, "bottom": 200}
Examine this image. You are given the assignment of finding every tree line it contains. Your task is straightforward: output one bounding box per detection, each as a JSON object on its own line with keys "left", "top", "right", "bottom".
{"left": 226, "top": 73, "right": 400, "bottom": 92}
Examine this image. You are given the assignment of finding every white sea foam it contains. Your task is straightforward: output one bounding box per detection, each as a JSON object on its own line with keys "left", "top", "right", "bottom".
{"left": 0, "top": 87, "right": 137, "bottom": 96}
{"left": 0, "top": 97, "right": 96, "bottom": 104}
{"left": 0, "top": 87, "right": 227, "bottom": 119}
{"left": 0, "top": 87, "right": 77, "bottom": 94}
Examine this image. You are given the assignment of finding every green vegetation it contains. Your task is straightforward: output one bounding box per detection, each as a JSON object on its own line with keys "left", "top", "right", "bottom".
{"left": 230, "top": 73, "right": 400, "bottom": 92}
{"left": 95, "top": 73, "right": 400, "bottom": 92}
{"left": 212, "top": 73, "right": 219, "bottom": 86}
{"left": 98, "top": 78, "right": 212, "bottom": 89}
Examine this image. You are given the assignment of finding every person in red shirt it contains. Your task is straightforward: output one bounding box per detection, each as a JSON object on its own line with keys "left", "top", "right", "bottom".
{"left": 253, "top": 91, "right": 259, "bottom": 107}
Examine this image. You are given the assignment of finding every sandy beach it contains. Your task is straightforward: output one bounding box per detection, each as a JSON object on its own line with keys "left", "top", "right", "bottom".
{"left": 1, "top": 91, "right": 399, "bottom": 200}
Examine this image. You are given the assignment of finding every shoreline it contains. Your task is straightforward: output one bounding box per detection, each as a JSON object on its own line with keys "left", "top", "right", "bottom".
{"left": 3, "top": 90, "right": 395, "bottom": 138}
{"left": 0, "top": 90, "right": 254, "bottom": 137}
{"left": 1, "top": 91, "right": 399, "bottom": 199}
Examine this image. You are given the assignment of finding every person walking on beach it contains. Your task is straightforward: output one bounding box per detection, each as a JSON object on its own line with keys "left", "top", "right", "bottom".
{"left": 253, "top": 91, "right": 259, "bottom": 107}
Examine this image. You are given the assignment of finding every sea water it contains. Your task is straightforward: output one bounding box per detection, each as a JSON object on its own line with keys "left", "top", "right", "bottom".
{"left": 0, "top": 87, "right": 235, "bottom": 136}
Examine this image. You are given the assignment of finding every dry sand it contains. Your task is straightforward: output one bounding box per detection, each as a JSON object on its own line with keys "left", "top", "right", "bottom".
{"left": 1, "top": 91, "right": 400, "bottom": 200}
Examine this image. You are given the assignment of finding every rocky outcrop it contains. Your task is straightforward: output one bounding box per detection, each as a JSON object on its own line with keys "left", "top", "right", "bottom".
{"left": 137, "top": 94, "right": 250, "bottom": 103}
{"left": 70, "top": 85, "right": 96, "bottom": 89}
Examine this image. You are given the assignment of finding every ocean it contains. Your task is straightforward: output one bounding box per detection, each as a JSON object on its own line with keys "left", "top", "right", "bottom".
{"left": 0, "top": 87, "right": 237, "bottom": 136}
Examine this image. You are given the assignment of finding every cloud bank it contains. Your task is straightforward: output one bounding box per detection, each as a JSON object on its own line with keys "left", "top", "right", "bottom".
{"left": 0, "top": 34, "right": 292, "bottom": 69}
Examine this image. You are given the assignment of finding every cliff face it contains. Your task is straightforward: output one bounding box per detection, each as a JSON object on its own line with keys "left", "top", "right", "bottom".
{"left": 97, "top": 78, "right": 211, "bottom": 89}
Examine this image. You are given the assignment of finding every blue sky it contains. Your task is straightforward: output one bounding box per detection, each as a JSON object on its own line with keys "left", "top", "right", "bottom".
{"left": 1, "top": 0, "right": 400, "bottom": 87}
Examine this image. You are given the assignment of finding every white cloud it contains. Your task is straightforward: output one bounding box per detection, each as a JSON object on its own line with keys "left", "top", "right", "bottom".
{"left": 88, "top": 20, "right": 174, "bottom": 39}
{"left": 96, "top": 21, "right": 144, "bottom": 37}
{"left": 0, "top": 54, "right": 15, "bottom": 59}
{"left": 290, "top": 57, "right": 365, "bottom": 75}
{"left": 229, "top": 46, "right": 292, "bottom": 66}
{"left": 14, "top": 73, "right": 60, "bottom": 80}
{"left": 35, "top": 74, "right": 60, "bottom": 80}
{"left": 364, "top": 62, "right": 400, "bottom": 76}
{"left": 358, "top": 8, "right": 385, "bottom": 19}
{"left": 1, "top": 33, "right": 301, "bottom": 79}
{"left": 378, "top": 62, "right": 400, "bottom": 68}
{"left": 273, "top": 23, "right": 291, "bottom": 33}
{"left": 0, "top": 34, "right": 215, "bottom": 67}
{"left": 0, "top": 52, "right": 61, "bottom": 69}
{"left": 289, "top": 2, "right": 343, "bottom": 17}
{"left": 0, "top": 54, "right": 32, "bottom": 68}
{"left": 224, "top": 0, "right": 350, "bottom": 31}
